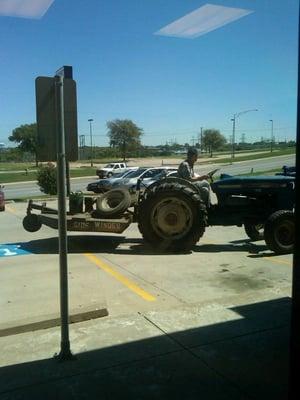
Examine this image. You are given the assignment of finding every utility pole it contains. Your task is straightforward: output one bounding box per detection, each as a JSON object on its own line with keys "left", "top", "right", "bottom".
{"left": 231, "top": 117, "right": 236, "bottom": 159}
{"left": 231, "top": 109, "right": 258, "bottom": 160}
{"left": 88, "top": 119, "right": 93, "bottom": 167}
{"left": 79, "top": 134, "right": 85, "bottom": 160}
{"left": 269, "top": 119, "right": 274, "bottom": 152}
{"left": 200, "top": 127, "right": 203, "bottom": 152}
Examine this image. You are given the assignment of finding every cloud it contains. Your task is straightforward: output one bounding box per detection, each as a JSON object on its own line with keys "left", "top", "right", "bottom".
{"left": 155, "top": 3, "right": 253, "bottom": 39}
{"left": 0, "top": 0, "right": 54, "bottom": 19}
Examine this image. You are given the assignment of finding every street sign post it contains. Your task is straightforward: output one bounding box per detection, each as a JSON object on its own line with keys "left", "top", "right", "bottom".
{"left": 36, "top": 66, "right": 77, "bottom": 361}
{"left": 54, "top": 73, "right": 73, "bottom": 361}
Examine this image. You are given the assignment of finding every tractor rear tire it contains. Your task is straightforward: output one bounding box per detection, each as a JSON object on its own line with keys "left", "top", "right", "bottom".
{"left": 244, "top": 223, "right": 264, "bottom": 241}
{"left": 138, "top": 182, "right": 207, "bottom": 252}
{"left": 264, "top": 210, "right": 294, "bottom": 254}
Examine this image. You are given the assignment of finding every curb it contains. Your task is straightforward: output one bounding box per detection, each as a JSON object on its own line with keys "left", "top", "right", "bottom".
{"left": 0, "top": 306, "right": 109, "bottom": 337}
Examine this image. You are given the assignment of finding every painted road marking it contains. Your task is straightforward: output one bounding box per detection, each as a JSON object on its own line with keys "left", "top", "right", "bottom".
{"left": 263, "top": 256, "right": 292, "bottom": 266}
{"left": 85, "top": 253, "right": 156, "bottom": 302}
{"left": 0, "top": 244, "right": 30, "bottom": 257}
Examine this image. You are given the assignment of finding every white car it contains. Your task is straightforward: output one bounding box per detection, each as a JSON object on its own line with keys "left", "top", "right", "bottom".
{"left": 96, "top": 162, "right": 136, "bottom": 178}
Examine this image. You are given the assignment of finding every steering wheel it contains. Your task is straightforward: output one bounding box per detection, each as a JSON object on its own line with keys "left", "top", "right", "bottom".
{"left": 206, "top": 169, "right": 219, "bottom": 183}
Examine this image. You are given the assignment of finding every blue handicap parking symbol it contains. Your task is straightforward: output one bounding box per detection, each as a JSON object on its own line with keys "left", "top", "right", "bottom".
{"left": 0, "top": 244, "right": 31, "bottom": 257}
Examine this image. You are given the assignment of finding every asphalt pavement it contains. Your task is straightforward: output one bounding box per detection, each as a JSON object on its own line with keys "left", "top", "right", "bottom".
{"left": 0, "top": 199, "right": 293, "bottom": 399}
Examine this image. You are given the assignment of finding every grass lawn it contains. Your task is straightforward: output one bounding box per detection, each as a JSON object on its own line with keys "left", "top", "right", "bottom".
{"left": 201, "top": 148, "right": 295, "bottom": 164}
{"left": 70, "top": 167, "right": 96, "bottom": 177}
{"left": 0, "top": 162, "right": 38, "bottom": 171}
{"left": 0, "top": 167, "right": 96, "bottom": 183}
{"left": 0, "top": 171, "right": 37, "bottom": 183}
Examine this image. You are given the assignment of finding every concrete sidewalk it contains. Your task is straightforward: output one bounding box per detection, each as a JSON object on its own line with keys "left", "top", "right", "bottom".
{"left": 0, "top": 293, "right": 290, "bottom": 400}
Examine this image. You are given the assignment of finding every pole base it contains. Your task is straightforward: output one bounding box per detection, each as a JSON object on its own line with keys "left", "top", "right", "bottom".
{"left": 54, "top": 344, "right": 76, "bottom": 362}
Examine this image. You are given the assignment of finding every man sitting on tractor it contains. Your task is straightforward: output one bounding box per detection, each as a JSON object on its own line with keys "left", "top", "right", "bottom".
{"left": 178, "top": 147, "right": 210, "bottom": 205}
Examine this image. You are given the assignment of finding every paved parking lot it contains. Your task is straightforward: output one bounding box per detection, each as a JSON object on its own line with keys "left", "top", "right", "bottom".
{"left": 0, "top": 200, "right": 292, "bottom": 399}
{"left": 0, "top": 200, "right": 292, "bottom": 326}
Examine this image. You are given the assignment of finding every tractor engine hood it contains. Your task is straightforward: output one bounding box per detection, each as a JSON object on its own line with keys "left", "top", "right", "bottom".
{"left": 211, "top": 175, "right": 295, "bottom": 195}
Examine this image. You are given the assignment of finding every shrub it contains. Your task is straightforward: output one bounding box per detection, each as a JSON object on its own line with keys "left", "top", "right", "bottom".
{"left": 37, "top": 162, "right": 57, "bottom": 195}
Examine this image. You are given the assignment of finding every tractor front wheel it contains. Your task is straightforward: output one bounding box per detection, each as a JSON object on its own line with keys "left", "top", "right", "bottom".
{"left": 244, "top": 223, "right": 264, "bottom": 241}
{"left": 264, "top": 210, "right": 294, "bottom": 254}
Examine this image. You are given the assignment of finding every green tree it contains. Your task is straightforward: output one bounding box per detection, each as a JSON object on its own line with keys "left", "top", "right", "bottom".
{"left": 202, "top": 129, "right": 226, "bottom": 157}
{"left": 107, "top": 119, "right": 143, "bottom": 161}
{"left": 37, "top": 163, "right": 57, "bottom": 195}
{"left": 9, "top": 123, "right": 38, "bottom": 166}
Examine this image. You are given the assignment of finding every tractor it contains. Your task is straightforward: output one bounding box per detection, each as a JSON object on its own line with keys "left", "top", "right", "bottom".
{"left": 136, "top": 170, "right": 295, "bottom": 254}
{"left": 22, "top": 169, "right": 295, "bottom": 255}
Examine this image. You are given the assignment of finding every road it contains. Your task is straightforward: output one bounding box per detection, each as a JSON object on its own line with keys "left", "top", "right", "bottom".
{"left": 199, "top": 153, "right": 296, "bottom": 176}
{"left": 3, "top": 153, "right": 295, "bottom": 200}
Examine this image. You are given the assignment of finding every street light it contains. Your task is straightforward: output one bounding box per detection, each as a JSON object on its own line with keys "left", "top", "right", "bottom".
{"left": 88, "top": 119, "right": 94, "bottom": 167}
{"left": 269, "top": 119, "right": 274, "bottom": 152}
{"left": 231, "top": 109, "right": 258, "bottom": 159}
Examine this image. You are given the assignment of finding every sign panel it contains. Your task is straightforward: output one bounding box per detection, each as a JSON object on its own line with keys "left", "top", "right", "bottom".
{"left": 35, "top": 77, "right": 78, "bottom": 161}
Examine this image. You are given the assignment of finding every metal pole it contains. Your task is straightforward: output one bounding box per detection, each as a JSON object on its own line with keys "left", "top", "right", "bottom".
{"left": 66, "top": 161, "right": 71, "bottom": 196}
{"left": 88, "top": 119, "right": 93, "bottom": 167}
{"left": 200, "top": 127, "right": 203, "bottom": 153}
{"left": 231, "top": 117, "right": 236, "bottom": 160}
{"left": 123, "top": 139, "right": 126, "bottom": 161}
{"left": 270, "top": 119, "right": 274, "bottom": 152}
{"left": 55, "top": 75, "right": 73, "bottom": 361}
{"left": 79, "top": 135, "right": 85, "bottom": 160}
{"left": 231, "top": 109, "right": 258, "bottom": 160}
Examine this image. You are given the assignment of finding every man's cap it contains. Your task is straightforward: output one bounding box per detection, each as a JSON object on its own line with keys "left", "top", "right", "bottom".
{"left": 187, "top": 147, "right": 198, "bottom": 157}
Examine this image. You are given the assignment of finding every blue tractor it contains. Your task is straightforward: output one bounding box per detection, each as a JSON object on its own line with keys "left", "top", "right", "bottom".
{"left": 137, "top": 170, "right": 295, "bottom": 254}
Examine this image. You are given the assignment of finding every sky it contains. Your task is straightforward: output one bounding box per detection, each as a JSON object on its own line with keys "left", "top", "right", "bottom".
{"left": 0, "top": 0, "right": 299, "bottom": 147}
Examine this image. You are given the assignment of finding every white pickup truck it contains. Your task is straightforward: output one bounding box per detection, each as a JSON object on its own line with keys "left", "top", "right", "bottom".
{"left": 96, "top": 162, "right": 130, "bottom": 178}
